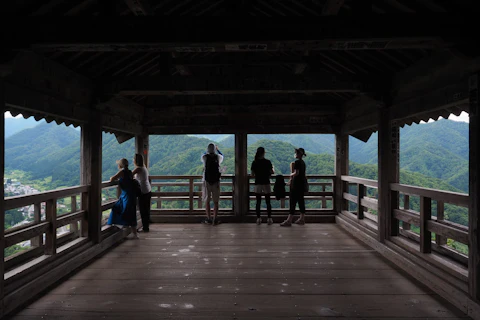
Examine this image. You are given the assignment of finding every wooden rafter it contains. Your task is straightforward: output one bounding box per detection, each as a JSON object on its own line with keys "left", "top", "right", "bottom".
{"left": 124, "top": 0, "right": 154, "bottom": 15}
{"left": 5, "top": 17, "right": 463, "bottom": 52}
{"left": 322, "top": 0, "right": 345, "bottom": 15}
{"left": 104, "top": 74, "right": 371, "bottom": 96}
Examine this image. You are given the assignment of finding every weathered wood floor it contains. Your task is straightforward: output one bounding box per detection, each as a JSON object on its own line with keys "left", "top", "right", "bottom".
{"left": 10, "top": 223, "right": 470, "bottom": 319}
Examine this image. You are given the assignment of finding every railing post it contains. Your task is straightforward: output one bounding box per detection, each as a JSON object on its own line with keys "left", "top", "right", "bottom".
{"left": 70, "top": 195, "right": 79, "bottom": 237}
{"left": 435, "top": 200, "right": 446, "bottom": 246}
{"left": 321, "top": 184, "right": 327, "bottom": 208}
{"left": 420, "top": 196, "right": 432, "bottom": 253}
{"left": 403, "top": 195, "right": 411, "bottom": 230}
{"left": 31, "top": 202, "right": 43, "bottom": 247}
{"left": 45, "top": 199, "right": 57, "bottom": 255}
{"left": 334, "top": 134, "right": 348, "bottom": 214}
{"left": 157, "top": 186, "right": 162, "bottom": 209}
{"left": 189, "top": 177, "right": 194, "bottom": 212}
{"left": 234, "top": 132, "right": 248, "bottom": 216}
{"left": 81, "top": 110, "right": 103, "bottom": 244}
{"left": 378, "top": 102, "right": 400, "bottom": 243}
{"left": 468, "top": 72, "right": 480, "bottom": 302}
{"left": 1, "top": 81, "right": 6, "bottom": 314}
{"left": 357, "top": 183, "right": 364, "bottom": 219}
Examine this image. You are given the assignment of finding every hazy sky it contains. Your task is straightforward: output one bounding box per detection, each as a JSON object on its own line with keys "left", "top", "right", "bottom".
{"left": 4, "top": 111, "right": 471, "bottom": 123}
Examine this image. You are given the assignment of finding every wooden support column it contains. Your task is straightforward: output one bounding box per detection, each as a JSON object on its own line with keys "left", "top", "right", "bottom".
{"left": 469, "top": 72, "right": 480, "bottom": 302}
{"left": 80, "top": 111, "right": 103, "bottom": 244}
{"left": 135, "top": 133, "right": 149, "bottom": 168}
{"left": 234, "top": 132, "right": 248, "bottom": 216}
{"left": 0, "top": 81, "right": 6, "bottom": 317}
{"left": 377, "top": 104, "right": 400, "bottom": 243}
{"left": 334, "top": 134, "right": 348, "bottom": 213}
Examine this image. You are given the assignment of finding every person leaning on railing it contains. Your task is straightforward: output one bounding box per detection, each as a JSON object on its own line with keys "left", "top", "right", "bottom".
{"left": 132, "top": 153, "right": 152, "bottom": 232}
{"left": 107, "top": 158, "right": 139, "bottom": 239}
{"left": 280, "top": 148, "right": 307, "bottom": 227}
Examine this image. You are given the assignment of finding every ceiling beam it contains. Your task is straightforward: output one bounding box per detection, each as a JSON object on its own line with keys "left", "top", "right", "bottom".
{"left": 104, "top": 74, "right": 372, "bottom": 96}
{"left": 322, "top": 0, "right": 345, "bottom": 15}
{"left": 124, "top": 0, "right": 154, "bottom": 15}
{"left": 4, "top": 16, "right": 468, "bottom": 51}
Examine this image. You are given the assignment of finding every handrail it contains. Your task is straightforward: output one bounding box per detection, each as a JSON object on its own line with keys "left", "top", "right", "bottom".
{"left": 341, "top": 175, "right": 378, "bottom": 188}
{"left": 4, "top": 185, "right": 89, "bottom": 211}
{"left": 390, "top": 183, "right": 468, "bottom": 208}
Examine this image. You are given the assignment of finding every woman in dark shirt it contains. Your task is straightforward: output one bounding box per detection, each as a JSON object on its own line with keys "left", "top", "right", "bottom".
{"left": 281, "top": 148, "right": 307, "bottom": 227}
{"left": 251, "top": 147, "right": 275, "bottom": 225}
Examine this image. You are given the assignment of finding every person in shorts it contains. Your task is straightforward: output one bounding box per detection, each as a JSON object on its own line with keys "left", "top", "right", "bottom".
{"left": 201, "top": 143, "right": 224, "bottom": 225}
{"left": 251, "top": 147, "right": 275, "bottom": 225}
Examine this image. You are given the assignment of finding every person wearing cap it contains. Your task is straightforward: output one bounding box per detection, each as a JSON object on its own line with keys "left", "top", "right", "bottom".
{"left": 107, "top": 158, "right": 139, "bottom": 239}
{"left": 280, "top": 148, "right": 307, "bottom": 227}
{"left": 201, "top": 143, "right": 224, "bottom": 225}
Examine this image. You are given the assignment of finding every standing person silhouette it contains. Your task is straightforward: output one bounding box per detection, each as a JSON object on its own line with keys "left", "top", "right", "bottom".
{"left": 132, "top": 153, "right": 151, "bottom": 232}
{"left": 251, "top": 147, "right": 274, "bottom": 225}
{"left": 281, "top": 148, "right": 307, "bottom": 227}
{"left": 107, "top": 158, "right": 139, "bottom": 239}
{"left": 201, "top": 143, "right": 224, "bottom": 225}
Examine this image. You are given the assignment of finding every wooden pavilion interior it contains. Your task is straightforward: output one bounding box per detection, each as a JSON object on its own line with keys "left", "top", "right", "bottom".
{"left": 2, "top": 0, "right": 480, "bottom": 319}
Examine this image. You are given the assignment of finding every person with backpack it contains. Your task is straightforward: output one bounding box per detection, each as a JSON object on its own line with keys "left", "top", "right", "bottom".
{"left": 201, "top": 143, "right": 224, "bottom": 225}
{"left": 280, "top": 148, "right": 307, "bottom": 227}
{"left": 251, "top": 147, "right": 274, "bottom": 225}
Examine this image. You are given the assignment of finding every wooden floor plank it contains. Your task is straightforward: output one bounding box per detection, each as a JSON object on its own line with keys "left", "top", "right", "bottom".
{"left": 8, "top": 223, "right": 470, "bottom": 319}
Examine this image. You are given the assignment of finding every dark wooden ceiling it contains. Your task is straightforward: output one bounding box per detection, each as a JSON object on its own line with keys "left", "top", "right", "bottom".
{"left": 2, "top": 0, "right": 480, "bottom": 138}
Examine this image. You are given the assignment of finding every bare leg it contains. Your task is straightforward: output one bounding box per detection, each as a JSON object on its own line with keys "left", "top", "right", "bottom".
{"left": 130, "top": 226, "right": 139, "bottom": 239}
{"left": 213, "top": 202, "right": 219, "bottom": 220}
{"left": 205, "top": 201, "right": 211, "bottom": 219}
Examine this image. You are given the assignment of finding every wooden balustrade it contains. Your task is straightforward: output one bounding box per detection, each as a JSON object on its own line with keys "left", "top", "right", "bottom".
{"left": 341, "top": 176, "right": 379, "bottom": 233}
{"left": 147, "top": 175, "right": 334, "bottom": 215}
{"left": 248, "top": 175, "right": 335, "bottom": 212}
{"left": 390, "top": 183, "right": 469, "bottom": 265}
{"left": 149, "top": 175, "right": 235, "bottom": 214}
{"left": 3, "top": 185, "right": 89, "bottom": 271}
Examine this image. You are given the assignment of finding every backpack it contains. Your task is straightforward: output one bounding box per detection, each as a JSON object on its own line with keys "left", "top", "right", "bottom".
{"left": 273, "top": 175, "right": 286, "bottom": 200}
{"left": 204, "top": 154, "right": 221, "bottom": 184}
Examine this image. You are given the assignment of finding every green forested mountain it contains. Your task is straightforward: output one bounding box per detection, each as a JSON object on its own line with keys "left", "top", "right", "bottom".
{"left": 4, "top": 119, "right": 469, "bottom": 228}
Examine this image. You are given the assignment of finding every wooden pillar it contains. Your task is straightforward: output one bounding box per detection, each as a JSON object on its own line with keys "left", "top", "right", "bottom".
{"left": 468, "top": 72, "right": 480, "bottom": 302}
{"left": 135, "top": 133, "right": 149, "bottom": 168}
{"left": 0, "top": 81, "right": 6, "bottom": 317}
{"left": 377, "top": 105, "right": 400, "bottom": 243}
{"left": 80, "top": 111, "right": 103, "bottom": 244}
{"left": 234, "top": 132, "right": 248, "bottom": 216}
{"left": 334, "top": 134, "right": 348, "bottom": 214}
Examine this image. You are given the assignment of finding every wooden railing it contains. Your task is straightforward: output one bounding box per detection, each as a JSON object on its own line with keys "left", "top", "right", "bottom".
{"left": 101, "top": 180, "right": 119, "bottom": 226}
{"left": 340, "top": 175, "right": 469, "bottom": 282}
{"left": 150, "top": 175, "right": 235, "bottom": 214}
{"left": 3, "top": 185, "right": 89, "bottom": 282}
{"left": 341, "top": 175, "right": 379, "bottom": 232}
{"left": 391, "top": 183, "right": 469, "bottom": 266}
{"left": 248, "top": 175, "right": 335, "bottom": 213}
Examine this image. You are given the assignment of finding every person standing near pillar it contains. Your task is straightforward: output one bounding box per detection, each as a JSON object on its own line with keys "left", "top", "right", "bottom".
{"left": 251, "top": 147, "right": 275, "bottom": 225}
{"left": 133, "top": 153, "right": 152, "bottom": 232}
{"left": 201, "top": 143, "right": 224, "bottom": 225}
{"left": 281, "top": 148, "right": 307, "bottom": 226}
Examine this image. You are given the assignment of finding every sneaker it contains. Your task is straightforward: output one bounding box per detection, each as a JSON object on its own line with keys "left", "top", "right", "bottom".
{"left": 203, "top": 218, "right": 212, "bottom": 225}
{"left": 267, "top": 218, "right": 273, "bottom": 225}
{"left": 212, "top": 218, "right": 221, "bottom": 226}
{"left": 256, "top": 218, "right": 262, "bottom": 225}
{"left": 280, "top": 220, "right": 292, "bottom": 227}
{"left": 294, "top": 219, "right": 305, "bottom": 225}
